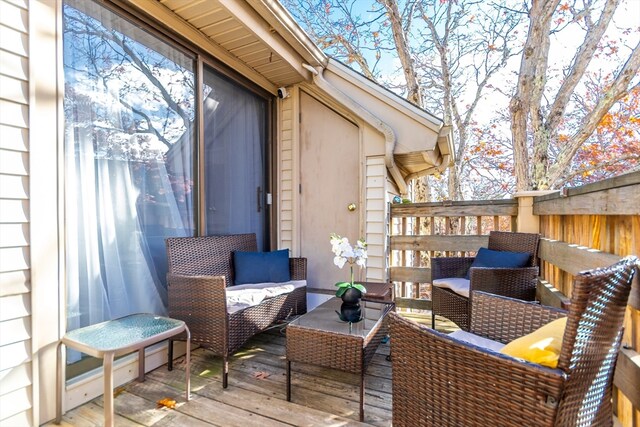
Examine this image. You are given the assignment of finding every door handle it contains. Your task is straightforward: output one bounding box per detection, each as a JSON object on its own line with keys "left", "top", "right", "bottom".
{"left": 347, "top": 203, "right": 357, "bottom": 212}
{"left": 257, "top": 186, "right": 262, "bottom": 212}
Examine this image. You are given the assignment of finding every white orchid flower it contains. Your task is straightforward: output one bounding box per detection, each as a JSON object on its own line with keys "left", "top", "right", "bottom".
{"left": 334, "top": 256, "right": 347, "bottom": 268}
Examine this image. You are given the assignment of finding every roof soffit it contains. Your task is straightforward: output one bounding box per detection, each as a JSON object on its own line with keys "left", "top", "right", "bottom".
{"left": 135, "top": 0, "right": 315, "bottom": 89}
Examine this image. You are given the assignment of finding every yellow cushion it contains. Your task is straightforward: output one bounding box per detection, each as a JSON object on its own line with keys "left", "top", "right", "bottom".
{"left": 500, "top": 317, "right": 567, "bottom": 368}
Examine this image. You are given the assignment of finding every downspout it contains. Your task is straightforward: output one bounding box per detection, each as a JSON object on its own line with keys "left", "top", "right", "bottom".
{"left": 301, "top": 63, "right": 408, "bottom": 196}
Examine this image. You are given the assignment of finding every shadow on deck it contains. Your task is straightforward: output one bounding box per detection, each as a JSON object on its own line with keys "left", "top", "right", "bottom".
{"left": 48, "top": 311, "right": 454, "bottom": 427}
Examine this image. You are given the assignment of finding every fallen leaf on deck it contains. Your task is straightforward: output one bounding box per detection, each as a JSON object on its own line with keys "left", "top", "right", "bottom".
{"left": 113, "top": 387, "right": 126, "bottom": 398}
{"left": 253, "top": 371, "right": 270, "bottom": 379}
{"left": 157, "top": 398, "right": 176, "bottom": 409}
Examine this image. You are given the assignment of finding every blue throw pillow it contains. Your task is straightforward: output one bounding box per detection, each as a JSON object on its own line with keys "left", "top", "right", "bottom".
{"left": 466, "top": 247, "right": 531, "bottom": 279}
{"left": 233, "top": 249, "right": 291, "bottom": 285}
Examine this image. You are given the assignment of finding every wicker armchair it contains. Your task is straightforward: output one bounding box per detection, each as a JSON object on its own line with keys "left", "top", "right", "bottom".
{"left": 165, "top": 233, "right": 307, "bottom": 388}
{"left": 391, "top": 256, "right": 638, "bottom": 427}
{"left": 431, "top": 230, "right": 540, "bottom": 331}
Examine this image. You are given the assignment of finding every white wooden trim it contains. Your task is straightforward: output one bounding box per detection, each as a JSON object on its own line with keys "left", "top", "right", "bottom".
{"left": 29, "top": 0, "right": 63, "bottom": 424}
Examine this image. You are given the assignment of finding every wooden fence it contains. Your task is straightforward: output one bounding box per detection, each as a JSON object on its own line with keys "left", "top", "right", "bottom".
{"left": 388, "top": 171, "right": 640, "bottom": 426}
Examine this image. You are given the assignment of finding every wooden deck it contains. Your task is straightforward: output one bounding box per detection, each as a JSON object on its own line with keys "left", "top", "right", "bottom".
{"left": 48, "top": 311, "right": 451, "bottom": 427}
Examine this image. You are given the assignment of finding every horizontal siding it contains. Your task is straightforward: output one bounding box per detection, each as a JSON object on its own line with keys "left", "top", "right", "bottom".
{"left": 0, "top": 362, "right": 32, "bottom": 396}
{"left": 0, "top": 293, "right": 30, "bottom": 322}
{"left": 279, "top": 96, "right": 294, "bottom": 250}
{"left": 0, "top": 316, "right": 30, "bottom": 346}
{"left": 0, "top": 340, "right": 31, "bottom": 372}
{"left": 0, "top": 99, "right": 28, "bottom": 128}
{"left": 0, "top": 75, "right": 28, "bottom": 104}
{"left": 0, "top": 386, "right": 31, "bottom": 421}
{"left": 0, "top": 270, "right": 30, "bottom": 297}
{"left": 0, "top": 199, "right": 28, "bottom": 222}
{"left": 365, "top": 156, "right": 386, "bottom": 281}
{"left": 0, "top": 125, "right": 28, "bottom": 151}
{"left": 0, "top": 25, "right": 28, "bottom": 57}
{"left": 0, "top": 149, "right": 29, "bottom": 175}
{"left": 0, "top": 1, "right": 28, "bottom": 32}
{"left": 0, "top": 410, "right": 32, "bottom": 427}
{"left": 0, "top": 0, "right": 32, "bottom": 425}
{"left": 0, "top": 175, "right": 29, "bottom": 199}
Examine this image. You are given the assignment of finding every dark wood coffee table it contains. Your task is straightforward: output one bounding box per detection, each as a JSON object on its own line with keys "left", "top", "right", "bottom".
{"left": 285, "top": 298, "right": 393, "bottom": 421}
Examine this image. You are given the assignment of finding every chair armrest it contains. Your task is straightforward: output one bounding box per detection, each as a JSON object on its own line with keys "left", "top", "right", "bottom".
{"left": 389, "top": 311, "right": 564, "bottom": 426}
{"left": 469, "top": 266, "right": 539, "bottom": 301}
{"left": 431, "top": 256, "right": 475, "bottom": 279}
{"left": 289, "top": 257, "right": 307, "bottom": 280}
{"left": 167, "top": 273, "right": 229, "bottom": 350}
{"left": 470, "top": 291, "right": 567, "bottom": 343}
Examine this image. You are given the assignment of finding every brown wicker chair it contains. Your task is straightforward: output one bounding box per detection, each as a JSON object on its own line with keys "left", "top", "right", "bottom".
{"left": 165, "top": 233, "right": 307, "bottom": 388}
{"left": 391, "top": 256, "right": 638, "bottom": 427}
{"left": 431, "top": 230, "right": 540, "bottom": 331}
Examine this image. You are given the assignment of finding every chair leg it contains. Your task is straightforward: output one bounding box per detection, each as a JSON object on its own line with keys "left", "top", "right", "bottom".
{"left": 167, "top": 339, "right": 174, "bottom": 371}
{"left": 431, "top": 311, "right": 436, "bottom": 330}
{"left": 222, "top": 357, "right": 229, "bottom": 388}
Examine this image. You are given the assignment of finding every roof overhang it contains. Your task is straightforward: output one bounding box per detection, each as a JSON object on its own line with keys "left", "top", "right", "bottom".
{"left": 324, "top": 60, "right": 454, "bottom": 181}
{"left": 132, "top": 0, "right": 454, "bottom": 180}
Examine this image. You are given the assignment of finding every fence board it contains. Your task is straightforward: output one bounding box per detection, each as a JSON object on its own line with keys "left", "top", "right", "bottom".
{"left": 536, "top": 279, "right": 571, "bottom": 309}
{"left": 390, "top": 235, "right": 489, "bottom": 252}
{"left": 538, "top": 239, "right": 639, "bottom": 310}
{"left": 389, "top": 266, "right": 431, "bottom": 283}
{"left": 613, "top": 348, "right": 640, "bottom": 410}
{"left": 395, "top": 297, "right": 432, "bottom": 311}
{"left": 391, "top": 200, "right": 517, "bottom": 218}
{"left": 534, "top": 183, "right": 640, "bottom": 216}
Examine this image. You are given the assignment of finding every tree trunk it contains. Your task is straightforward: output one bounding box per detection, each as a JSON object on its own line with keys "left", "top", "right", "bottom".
{"left": 381, "top": 0, "right": 423, "bottom": 106}
{"left": 510, "top": 0, "right": 559, "bottom": 190}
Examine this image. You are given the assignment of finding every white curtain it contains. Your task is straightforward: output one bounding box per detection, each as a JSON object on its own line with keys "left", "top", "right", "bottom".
{"left": 63, "top": 0, "right": 195, "bottom": 363}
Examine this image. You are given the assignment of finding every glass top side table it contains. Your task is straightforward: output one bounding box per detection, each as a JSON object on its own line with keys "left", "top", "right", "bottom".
{"left": 56, "top": 313, "right": 190, "bottom": 427}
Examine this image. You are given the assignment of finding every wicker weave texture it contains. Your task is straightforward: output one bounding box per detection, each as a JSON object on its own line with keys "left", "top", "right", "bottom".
{"left": 165, "top": 234, "right": 307, "bottom": 386}
{"left": 432, "top": 286, "right": 470, "bottom": 330}
{"left": 471, "top": 291, "right": 566, "bottom": 343}
{"left": 229, "top": 287, "right": 306, "bottom": 354}
{"left": 392, "top": 256, "right": 638, "bottom": 427}
{"left": 286, "top": 302, "right": 392, "bottom": 374}
{"left": 555, "top": 257, "right": 637, "bottom": 426}
{"left": 431, "top": 231, "right": 540, "bottom": 330}
{"left": 390, "top": 311, "right": 563, "bottom": 427}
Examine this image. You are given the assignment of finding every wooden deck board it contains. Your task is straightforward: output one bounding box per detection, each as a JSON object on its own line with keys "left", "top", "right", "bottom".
{"left": 49, "top": 314, "right": 457, "bottom": 427}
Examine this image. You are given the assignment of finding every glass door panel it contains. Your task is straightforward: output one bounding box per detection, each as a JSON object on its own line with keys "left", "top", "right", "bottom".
{"left": 203, "top": 67, "right": 269, "bottom": 250}
{"left": 63, "top": 0, "right": 196, "bottom": 369}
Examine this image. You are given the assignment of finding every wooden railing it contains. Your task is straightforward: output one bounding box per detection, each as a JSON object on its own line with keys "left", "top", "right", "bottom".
{"left": 389, "top": 199, "right": 518, "bottom": 308}
{"left": 388, "top": 171, "right": 640, "bottom": 425}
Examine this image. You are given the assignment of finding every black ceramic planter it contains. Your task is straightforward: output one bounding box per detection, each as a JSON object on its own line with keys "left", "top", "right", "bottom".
{"left": 341, "top": 287, "right": 362, "bottom": 305}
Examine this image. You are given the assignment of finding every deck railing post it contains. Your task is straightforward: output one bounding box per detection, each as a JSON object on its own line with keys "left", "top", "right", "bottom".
{"left": 513, "top": 191, "right": 558, "bottom": 233}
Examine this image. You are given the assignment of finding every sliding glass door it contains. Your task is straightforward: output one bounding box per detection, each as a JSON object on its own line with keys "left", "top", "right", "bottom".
{"left": 203, "top": 67, "right": 269, "bottom": 250}
{"left": 62, "top": 0, "right": 272, "bottom": 375}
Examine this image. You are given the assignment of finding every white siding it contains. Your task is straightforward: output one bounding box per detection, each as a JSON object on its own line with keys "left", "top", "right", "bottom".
{"left": 278, "top": 92, "right": 296, "bottom": 252}
{"left": 365, "top": 156, "right": 387, "bottom": 281}
{"left": 0, "top": 0, "right": 32, "bottom": 424}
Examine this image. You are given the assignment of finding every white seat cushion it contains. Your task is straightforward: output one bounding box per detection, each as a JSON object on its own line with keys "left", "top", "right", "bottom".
{"left": 449, "top": 330, "right": 505, "bottom": 352}
{"left": 226, "top": 280, "right": 306, "bottom": 314}
{"left": 432, "top": 277, "right": 470, "bottom": 298}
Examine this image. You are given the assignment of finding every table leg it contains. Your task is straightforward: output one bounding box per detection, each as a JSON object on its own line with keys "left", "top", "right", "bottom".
{"left": 360, "top": 372, "right": 365, "bottom": 422}
{"left": 138, "top": 348, "right": 145, "bottom": 382}
{"left": 286, "top": 360, "right": 291, "bottom": 401}
{"left": 55, "top": 342, "right": 63, "bottom": 424}
{"left": 104, "top": 351, "right": 115, "bottom": 427}
{"left": 185, "top": 327, "right": 191, "bottom": 401}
